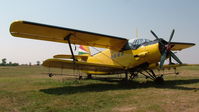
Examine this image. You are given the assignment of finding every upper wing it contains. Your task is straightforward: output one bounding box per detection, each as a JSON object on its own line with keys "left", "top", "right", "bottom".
{"left": 42, "top": 58, "right": 124, "bottom": 73}
{"left": 170, "top": 42, "right": 195, "bottom": 51}
{"left": 10, "top": 21, "right": 128, "bottom": 51}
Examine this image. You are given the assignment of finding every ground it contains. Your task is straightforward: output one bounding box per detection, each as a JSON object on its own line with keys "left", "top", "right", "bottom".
{"left": 0, "top": 66, "right": 199, "bottom": 112}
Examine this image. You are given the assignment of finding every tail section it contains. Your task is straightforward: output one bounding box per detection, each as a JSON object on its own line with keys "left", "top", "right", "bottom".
{"left": 53, "top": 45, "right": 91, "bottom": 62}
{"left": 78, "top": 45, "right": 91, "bottom": 56}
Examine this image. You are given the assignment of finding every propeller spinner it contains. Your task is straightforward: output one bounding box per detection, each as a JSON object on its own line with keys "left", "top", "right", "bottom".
{"left": 150, "top": 29, "right": 182, "bottom": 69}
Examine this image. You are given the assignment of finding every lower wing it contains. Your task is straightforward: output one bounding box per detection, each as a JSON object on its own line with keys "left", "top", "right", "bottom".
{"left": 42, "top": 58, "right": 124, "bottom": 73}
{"left": 149, "top": 64, "right": 199, "bottom": 70}
{"left": 162, "top": 64, "right": 199, "bottom": 69}
{"left": 170, "top": 42, "right": 195, "bottom": 51}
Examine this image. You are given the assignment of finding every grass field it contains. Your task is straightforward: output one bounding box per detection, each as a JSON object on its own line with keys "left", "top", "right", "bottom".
{"left": 0, "top": 66, "right": 199, "bottom": 112}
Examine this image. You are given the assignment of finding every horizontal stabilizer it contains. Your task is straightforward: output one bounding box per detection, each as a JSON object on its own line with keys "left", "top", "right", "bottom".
{"left": 53, "top": 54, "right": 89, "bottom": 61}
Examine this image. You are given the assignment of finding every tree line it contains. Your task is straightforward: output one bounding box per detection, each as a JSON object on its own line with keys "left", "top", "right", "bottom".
{"left": 0, "top": 58, "right": 19, "bottom": 66}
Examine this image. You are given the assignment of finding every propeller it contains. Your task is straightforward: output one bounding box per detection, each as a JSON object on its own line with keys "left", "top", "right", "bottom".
{"left": 150, "top": 29, "right": 182, "bottom": 69}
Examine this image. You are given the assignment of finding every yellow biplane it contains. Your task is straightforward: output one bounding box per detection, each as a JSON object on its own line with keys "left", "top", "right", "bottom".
{"left": 10, "top": 21, "right": 195, "bottom": 83}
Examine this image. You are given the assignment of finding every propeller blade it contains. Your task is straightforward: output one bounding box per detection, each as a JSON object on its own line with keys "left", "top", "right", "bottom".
{"left": 169, "top": 56, "right": 172, "bottom": 64}
{"left": 151, "top": 30, "right": 165, "bottom": 46}
{"left": 160, "top": 50, "right": 167, "bottom": 68}
{"left": 150, "top": 30, "right": 159, "bottom": 40}
{"left": 168, "top": 29, "right": 175, "bottom": 44}
{"left": 169, "top": 51, "right": 182, "bottom": 64}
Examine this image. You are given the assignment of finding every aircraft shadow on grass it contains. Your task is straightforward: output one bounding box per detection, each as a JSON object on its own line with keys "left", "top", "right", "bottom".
{"left": 40, "top": 78, "right": 199, "bottom": 95}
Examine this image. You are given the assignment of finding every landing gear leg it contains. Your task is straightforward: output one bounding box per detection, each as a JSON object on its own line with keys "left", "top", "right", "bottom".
{"left": 141, "top": 69, "right": 165, "bottom": 84}
{"left": 129, "top": 72, "right": 138, "bottom": 80}
{"left": 124, "top": 72, "right": 129, "bottom": 81}
{"left": 78, "top": 76, "right": 82, "bottom": 80}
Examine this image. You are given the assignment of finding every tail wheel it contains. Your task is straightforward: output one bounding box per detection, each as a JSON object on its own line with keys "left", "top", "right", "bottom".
{"left": 87, "top": 74, "right": 93, "bottom": 79}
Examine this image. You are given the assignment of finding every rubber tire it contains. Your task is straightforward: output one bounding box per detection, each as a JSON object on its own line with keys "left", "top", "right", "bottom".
{"left": 154, "top": 77, "right": 164, "bottom": 84}
{"left": 87, "top": 74, "right": 92, "bottom": 79}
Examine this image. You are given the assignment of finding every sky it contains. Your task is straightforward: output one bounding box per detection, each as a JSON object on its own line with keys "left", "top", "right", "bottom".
{"left": 0, "top": 0, "right": 199, "bottom": 64}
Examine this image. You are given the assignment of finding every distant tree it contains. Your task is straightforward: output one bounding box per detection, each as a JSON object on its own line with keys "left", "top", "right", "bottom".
{"left": 0, "top": 58, "right": 19, "bottom": 66}
{"left": 1, "top": 58, "right": 7, "bottom": 66}
{"left": 36, "top": 61, "right": 40, "bottom": 66}
{"left": 8, "top": 62, "right": 12, "bottom": 66}
{"left": 29, "top": 62, "right": 32, "bottom": 66}
{"left": 12, "top": 63, "right": 19, "bottom": 66}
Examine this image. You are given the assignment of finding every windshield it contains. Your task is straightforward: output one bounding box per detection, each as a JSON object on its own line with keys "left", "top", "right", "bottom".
{"left": 124, "top": 38, "right": 151, "bottom": 50}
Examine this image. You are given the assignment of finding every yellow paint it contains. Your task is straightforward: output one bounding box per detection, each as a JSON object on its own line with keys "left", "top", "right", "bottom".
{"left": 86, "top": 43, "right": 161, "bottom": 73}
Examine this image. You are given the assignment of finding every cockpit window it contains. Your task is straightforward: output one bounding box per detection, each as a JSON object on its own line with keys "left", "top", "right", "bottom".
{"left": 124, "top": 38, "right": 151, "bottom": 50}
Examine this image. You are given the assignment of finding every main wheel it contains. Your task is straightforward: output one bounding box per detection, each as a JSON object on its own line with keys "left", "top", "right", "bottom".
{"left": 154, "top": 76, "right": 164, "bottom": 84}
{"left": 48, "top": 73, "right": 53, "bottom": 77}
{"left": 87, "top": 74, "right": 93, "bottom": 79}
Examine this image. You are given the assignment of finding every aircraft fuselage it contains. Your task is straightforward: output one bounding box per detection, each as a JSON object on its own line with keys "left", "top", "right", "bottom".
{"left": 86, "top": 42, "right": 161, "bottom": 74}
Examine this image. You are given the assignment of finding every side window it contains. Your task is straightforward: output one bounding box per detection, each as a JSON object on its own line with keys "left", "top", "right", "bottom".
{"left": 118, "top": 53, "right": 120, "bottom": 57}
{"left": 137, "top": 39, "right": 140, "bottom": 45}
{"left": 134, "top": 40, "right": 137, "bottom": 45}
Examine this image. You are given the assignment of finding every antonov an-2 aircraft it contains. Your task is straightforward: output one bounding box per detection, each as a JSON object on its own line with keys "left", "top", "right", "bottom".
{"left": 10, "top": 21, "right": 195, "bottom": 83}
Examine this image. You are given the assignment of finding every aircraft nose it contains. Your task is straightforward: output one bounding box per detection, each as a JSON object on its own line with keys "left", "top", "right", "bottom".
{"left": 151, "top": 30, "right": 183, "bottom": 69}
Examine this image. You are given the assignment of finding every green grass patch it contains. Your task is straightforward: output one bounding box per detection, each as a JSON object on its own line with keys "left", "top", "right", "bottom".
{"left": 0, "top": 66, "right": 198, "bottom": 112}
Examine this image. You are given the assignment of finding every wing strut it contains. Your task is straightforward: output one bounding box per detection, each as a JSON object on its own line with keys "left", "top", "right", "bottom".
{"left": 64, "top": 33, "right": 77, "bottom": 64}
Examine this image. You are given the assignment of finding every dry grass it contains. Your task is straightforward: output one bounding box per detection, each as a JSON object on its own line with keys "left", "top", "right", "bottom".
{"left": 0, "top": 66, "right": 198, "bottom": 112}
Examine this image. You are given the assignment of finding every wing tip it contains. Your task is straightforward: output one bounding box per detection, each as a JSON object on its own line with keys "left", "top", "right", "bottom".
{"left": 10, "top": 20, "right": 24, "bottom": 36}
{"left": 10, "top": 20, "right": 24, "bottom": 27}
